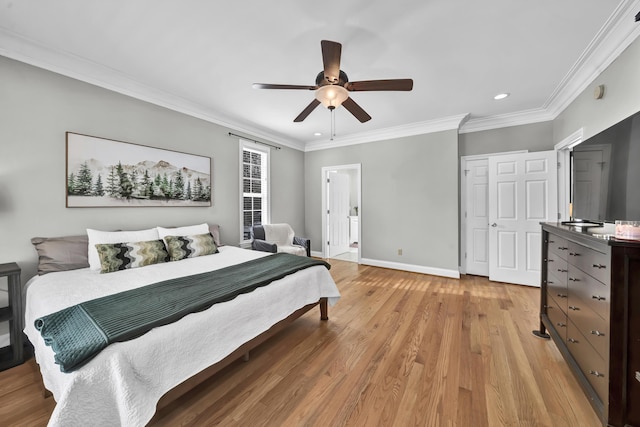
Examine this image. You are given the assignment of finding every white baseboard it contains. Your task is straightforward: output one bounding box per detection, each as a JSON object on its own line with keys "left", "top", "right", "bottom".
{"left": 314, "top": 251, "right": 460, "bottom": 279}
{"left": 360, "top": 258, "right": 460, "bottom": 279}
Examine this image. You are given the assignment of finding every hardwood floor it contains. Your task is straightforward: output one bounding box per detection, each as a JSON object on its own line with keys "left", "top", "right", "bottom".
{"left": 0, "top": 260, "right": 602, "bottom": 426}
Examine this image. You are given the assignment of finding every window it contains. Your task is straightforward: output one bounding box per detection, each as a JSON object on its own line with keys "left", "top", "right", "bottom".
{"left": 240, "top": 141, "right": 269, "bottom": 242}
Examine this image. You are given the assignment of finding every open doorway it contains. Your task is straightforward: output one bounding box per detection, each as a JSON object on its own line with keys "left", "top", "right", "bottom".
{"left": 321, "top": 164, "right": 361, "bottom": 263}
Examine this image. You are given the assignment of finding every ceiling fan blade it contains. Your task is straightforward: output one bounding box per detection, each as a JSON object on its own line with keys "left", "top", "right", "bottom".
{"left": 252, "top": 83, "right": 317, "bottom": 90}
{"left": 342, "top": 97, "right": 371, "bottom": 123}
{"left": 345, "top": 79, "right": 413, "bottom": 92}
{"left": 321, "top": 40, "right": 342, "bottom": 84}
{"left": 294, "top": 99, "right": 321, "bottom": 122}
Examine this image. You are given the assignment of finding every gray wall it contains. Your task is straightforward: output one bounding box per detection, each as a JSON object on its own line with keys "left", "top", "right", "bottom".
{"left": 554, "top": 39, "right": 640, "bottom": 143}
{"left": 459, "top": 121, "right": 554, "bottom": 157}
{"left": 0, "top": 56, "right": 304, "bottom": 280}
{"left": 305, "top": 130, "right": 459, "bottom": 272}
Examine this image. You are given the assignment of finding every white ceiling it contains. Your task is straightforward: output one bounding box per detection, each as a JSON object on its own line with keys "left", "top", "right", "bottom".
{"left": 1, "top": 0, "right": 640, "bottom": 150}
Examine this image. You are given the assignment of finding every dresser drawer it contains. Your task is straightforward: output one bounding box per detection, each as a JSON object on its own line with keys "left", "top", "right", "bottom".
{"left": 567, "top": 241, "right": 610, "bottom": 284}
{"left": 547, "top": 250, "right": 568, "bottom": 281}
{"left": 567, "top": 264, "right": 610, "bottom": 320}
{"left": 567, "top": 321, "right": 608, "bottom": 402}
{"left": 546, "top": 292, "right": 567, "bottom": 341}
{"left": 567, "top": 300, "right": 609, "bottom": 360}
{"left": 548, "top": 235, "right": 570, "bottom": 260}
{"left": 547, "top": 270, "right": 568, "bottom": 314}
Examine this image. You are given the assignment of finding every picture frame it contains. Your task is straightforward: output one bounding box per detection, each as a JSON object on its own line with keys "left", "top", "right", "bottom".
{"left": 66, "top": 132, "right": 212, "bottom": 207}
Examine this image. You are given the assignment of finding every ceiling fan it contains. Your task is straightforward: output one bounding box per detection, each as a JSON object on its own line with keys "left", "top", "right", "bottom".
{"left": 252, "top": 40, "right": 413, "bottom": 123}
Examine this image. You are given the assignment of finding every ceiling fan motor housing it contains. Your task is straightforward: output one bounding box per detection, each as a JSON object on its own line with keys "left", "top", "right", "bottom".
{"left": 316, "top": 70, "right": 349, "bottom": 86}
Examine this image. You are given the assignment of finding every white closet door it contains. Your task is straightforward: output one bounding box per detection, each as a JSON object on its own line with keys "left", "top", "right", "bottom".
{"left": 488, "top": 151, "right": 558, "bottom": 287}
{"left": 464, "top": 159, "right": 489, "bottom": 276}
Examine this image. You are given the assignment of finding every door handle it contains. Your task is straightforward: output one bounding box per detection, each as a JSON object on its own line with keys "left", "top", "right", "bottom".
{"left": 491, "top": 223, "right": 497, "bottom": 227}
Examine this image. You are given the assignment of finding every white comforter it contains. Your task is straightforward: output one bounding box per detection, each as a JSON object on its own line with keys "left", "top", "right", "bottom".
{"left": 24, "top": 246, "right": 340, "bottom": 427}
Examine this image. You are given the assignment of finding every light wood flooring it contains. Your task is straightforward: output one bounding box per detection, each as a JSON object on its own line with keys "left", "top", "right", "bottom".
{"left": 0, "top": 260, "right": 602, "bottom": 426}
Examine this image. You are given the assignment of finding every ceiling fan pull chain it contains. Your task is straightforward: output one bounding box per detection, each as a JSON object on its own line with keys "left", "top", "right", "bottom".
{"left": 331, "top": 108, "right": 336, "bottom": 140}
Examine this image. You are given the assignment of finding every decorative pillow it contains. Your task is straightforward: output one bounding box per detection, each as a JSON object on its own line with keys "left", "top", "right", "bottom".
{"left": 164, "top": 233, "right": 219, "bottom": 261}
{"left": 87, "top": 228, "right": 160, "bottom": 270}
{"left": 31, "top": 235, "right": 90, "bottom": 275}
{"left": 95, "top": 239, "right": 169, "bottom": 273}
{"left": 157, "top": 223, "right": 209, "bottom": 244}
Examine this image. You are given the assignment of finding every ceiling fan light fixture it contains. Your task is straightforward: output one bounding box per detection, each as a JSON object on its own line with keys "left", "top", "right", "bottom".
{"left": 315, "top": 84, "right": 349, "bottom": 109}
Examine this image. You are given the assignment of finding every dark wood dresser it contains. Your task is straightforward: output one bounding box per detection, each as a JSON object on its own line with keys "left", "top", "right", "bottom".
{"left": 536, "top": 223, "right": 640, "bottom": 426}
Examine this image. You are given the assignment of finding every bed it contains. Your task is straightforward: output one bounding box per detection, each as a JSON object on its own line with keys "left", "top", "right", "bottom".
{"left": 24, "top": 224, "right": 340, "bottom": 427}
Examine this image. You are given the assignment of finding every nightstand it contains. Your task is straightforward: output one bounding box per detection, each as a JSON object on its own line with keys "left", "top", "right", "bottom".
{"left": 0, "top": 263, "right": 23, "bottom": 371}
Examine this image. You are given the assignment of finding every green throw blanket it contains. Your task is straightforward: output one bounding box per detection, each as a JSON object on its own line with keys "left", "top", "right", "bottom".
{"left": 35, "top": 253, "right": 331, "bottom": 373}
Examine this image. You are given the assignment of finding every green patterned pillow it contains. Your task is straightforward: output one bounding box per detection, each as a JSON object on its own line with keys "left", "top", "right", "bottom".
{"left": 95, "top": 239, "right": 169, "bottom": 273}
{"left": 164, "top": 233, "right": 219, "bottom": 261}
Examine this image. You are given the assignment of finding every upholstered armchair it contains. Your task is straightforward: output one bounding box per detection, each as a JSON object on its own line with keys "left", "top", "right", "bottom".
{"left": 250, "top": 224, "right": 311, "bottom": 257}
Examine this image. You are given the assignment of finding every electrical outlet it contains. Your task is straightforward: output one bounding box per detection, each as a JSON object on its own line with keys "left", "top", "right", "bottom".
{"left": 398, "top": 249, "right": 403, "bottom": 256}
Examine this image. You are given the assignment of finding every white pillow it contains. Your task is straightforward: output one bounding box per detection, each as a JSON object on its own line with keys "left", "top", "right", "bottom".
{"left": 87, "top": 228, "right": 160, "bottom": 270}
{"left": 157, "top": 223, "right": 209, "bottom": 244}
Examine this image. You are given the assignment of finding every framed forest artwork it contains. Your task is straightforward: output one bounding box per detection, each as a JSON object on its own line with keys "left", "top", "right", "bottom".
{"left": 66, "top": 132, "right": 212, "bottom": 207}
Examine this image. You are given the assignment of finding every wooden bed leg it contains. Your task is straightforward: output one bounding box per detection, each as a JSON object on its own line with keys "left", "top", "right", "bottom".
{"left": 320, "top": 298, "right": 329, "bottom": 321}
{"left": 243, "top": 352, "right": 250, "bottom": 362}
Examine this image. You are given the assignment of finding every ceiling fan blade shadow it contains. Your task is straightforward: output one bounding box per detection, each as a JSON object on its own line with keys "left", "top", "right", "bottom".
{"left": 294, "top": 99, "right": 321, "bottom": 122}
{"left": 342, "top": 97, "right": 371, "bottom": 123}
{"left": 346, "top": 79, "right": 413, "bottom": 92}
{"left": 321, "top": 40, "right": 342, "bottom": 84}
{"left": 253, "top": 83, "right": 317, "bottom": 90}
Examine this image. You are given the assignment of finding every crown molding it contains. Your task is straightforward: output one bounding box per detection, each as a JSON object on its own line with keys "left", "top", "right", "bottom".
{"left": 543, "top": 0, "right": 640, "bottom": 118}
{"left": 304, "top": 113, "right": 469, "bottom": 152}
{"left": 0, "top": 28, "right": 305, "bottom": 152}
{"left": 459, "top": 108, "right": 554, "bottom": 134}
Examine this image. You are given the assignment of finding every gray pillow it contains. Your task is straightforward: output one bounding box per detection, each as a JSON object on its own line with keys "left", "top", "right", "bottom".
{"left": 31, "top": 235, "right": 90, "bottom": 275}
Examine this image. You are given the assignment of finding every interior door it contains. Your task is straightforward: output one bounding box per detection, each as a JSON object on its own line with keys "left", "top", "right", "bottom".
{"left": 464, "top": 158, "right": 489, "bottom": 276}
{"left": 488, "top": 151, "right": 558, "bottom": 287}
{"left": 327, "top": 171, "right": 350, "bottom": 257}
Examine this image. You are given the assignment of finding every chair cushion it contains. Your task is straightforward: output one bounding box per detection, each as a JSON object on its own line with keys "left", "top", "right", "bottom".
{"left": 263, "top": 224, "right": 294, "bottom": 246}
{"left": 276, "top": 245, "right": 307, "bottom": 257}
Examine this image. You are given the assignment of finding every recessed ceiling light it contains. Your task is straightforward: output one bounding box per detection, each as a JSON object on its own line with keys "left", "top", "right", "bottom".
{"left": 494, "top": 93, "right": 510, "bottom": 100}
{"left": 313, "top": 132, "right": 322, "bottom": 136}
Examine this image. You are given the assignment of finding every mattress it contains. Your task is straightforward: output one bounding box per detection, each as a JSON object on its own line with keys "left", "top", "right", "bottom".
{"left": 24, "top": 246, "right": 340, "bottom": 427}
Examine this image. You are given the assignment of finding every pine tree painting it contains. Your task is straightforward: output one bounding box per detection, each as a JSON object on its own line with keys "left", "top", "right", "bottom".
{"left": 66, "top": 133, "right": 212, "bottom": 207}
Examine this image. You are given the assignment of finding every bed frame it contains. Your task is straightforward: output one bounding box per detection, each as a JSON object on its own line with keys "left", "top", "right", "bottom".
{"left": 39, "top": 298, "right": 329, "bottom": 415}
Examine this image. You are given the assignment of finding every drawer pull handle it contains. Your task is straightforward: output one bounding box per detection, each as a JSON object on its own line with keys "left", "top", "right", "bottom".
{"left": 556, "top": 322, "right": 566, "bottom": 327}
{"left": 590, "top": 330, "right": 605, "bottom": 337}
{"left": 548, "top": 280, "right": 554, "bottom": 284}
{"left": 548, "top": 259, "right": 554, "bottom": 263}
{"left": 568, "top": 338, "right": 579, "bottom": 343}
{"left": 568, "top": 277, "right": 580, "bottom": 282}
{"left": 591, "top": 295, "right": 606, "bottom": 301}
{"left": 569, "top": 306, "right": 580, "bottom": 311}
{"left": 569, "top": 252, "right": 581, "bottom": 256}
{"left": 556, "top": 293, "right": 567, "bottom": 298}
{"left": 559, "top": 246, "right": 568, "bottom": 251}
{"left": 592, "top": 264, "right": 607, "bottom": 269}
{"left": 557, "top": 268, "right": 568, "bottom": 273}
{"left": 589, "top": 370, "right": 604, "bottom": 378}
